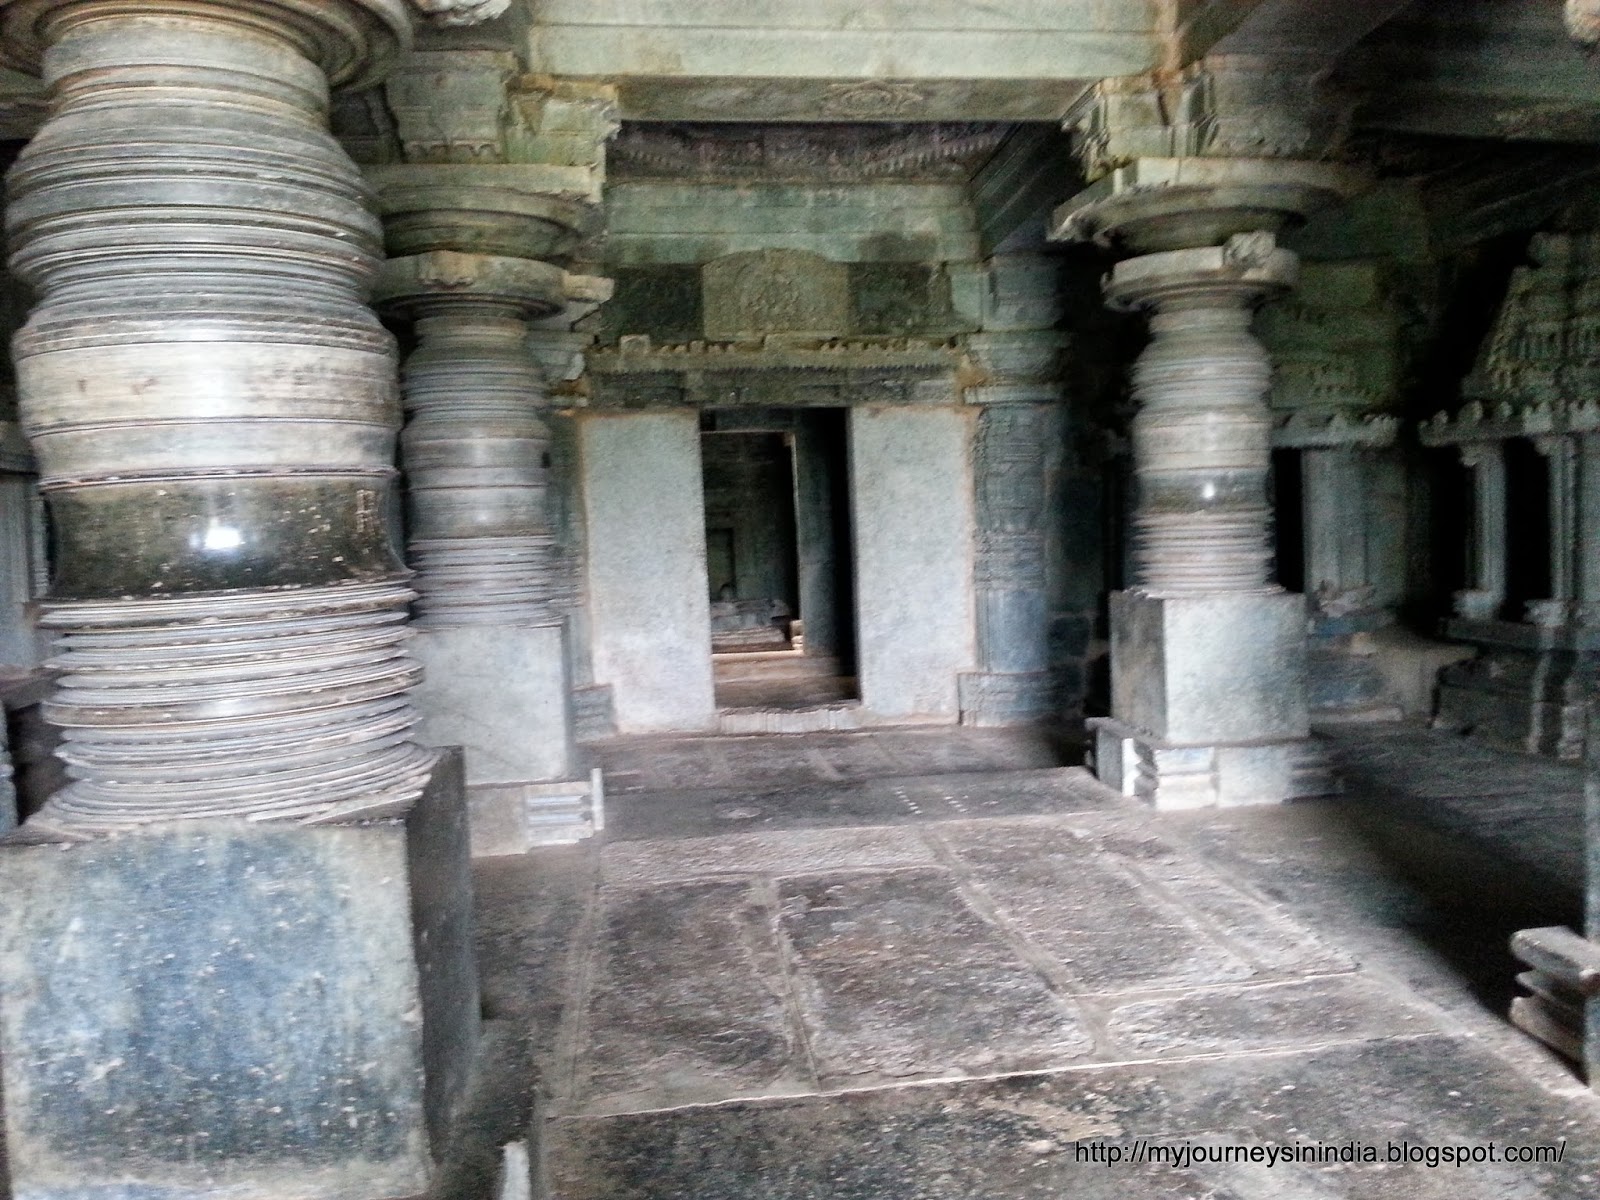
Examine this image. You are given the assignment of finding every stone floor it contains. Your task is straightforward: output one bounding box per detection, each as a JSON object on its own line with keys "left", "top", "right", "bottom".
{"left": 473, "top": 722, "right": 1600, "bottom": 1199}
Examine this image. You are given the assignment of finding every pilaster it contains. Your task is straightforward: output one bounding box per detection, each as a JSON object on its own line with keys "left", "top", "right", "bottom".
{"left": 960, "top": 254, "right": 1074, "bottom": 726}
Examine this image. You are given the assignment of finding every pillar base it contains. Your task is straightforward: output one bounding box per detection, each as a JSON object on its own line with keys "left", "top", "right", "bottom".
{"left": 1111, "top": 588, "right": 1309, "bottom": 742}
{"left": 1091, "top": 716, "right": 1337, "bottom": 809}
{"left": 1435, "top": 618, "right": 1594, "bottom": 760}
{"left": 0, "top": 750, "right": 478, "bottom": 1200}
{"left": 411, "top": 625, "right": 576, "bottom": 784}
{"left": 1100, "top": 587, "right": 1329, "bottom": 807}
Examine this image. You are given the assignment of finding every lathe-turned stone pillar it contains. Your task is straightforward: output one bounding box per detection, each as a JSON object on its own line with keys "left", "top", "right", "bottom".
{"left": 369, "top": 71, "right": 616, "bottom": 847}
{"left": 1088, "top": 236, "right": 1325, "bottom": 807}
{"left": 376, "top": 251, "right": 605, "bottom": 803}
{"left": 4, "top": 0, "right": 434, "bottom": 828}
{"left": 1052, "top": 112, "right": 1362, "bottom": 804}
{"left": 0, "top": 3, "right": 492, "bottom": 1194}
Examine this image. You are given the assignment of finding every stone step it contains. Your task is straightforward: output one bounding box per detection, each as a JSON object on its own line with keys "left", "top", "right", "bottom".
{"left": 716, "top": 702, "right": 865, "bottom": 735}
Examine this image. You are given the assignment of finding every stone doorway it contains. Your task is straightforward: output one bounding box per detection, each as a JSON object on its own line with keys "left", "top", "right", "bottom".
{"left": 700, "top": 409, "right": 860, "bottom": 722}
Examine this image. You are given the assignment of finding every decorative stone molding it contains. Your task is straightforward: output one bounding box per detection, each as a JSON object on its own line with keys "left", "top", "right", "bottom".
{"left": 375, "top": 251, "right": 604, "bottom": 628}
{"left": 702, "top": 249, "right": 851, "bottom": 341}
{"left": 1272, "top": 411, "right": 1400, "bottom": 450}
{"left": 608, "top": 122, "right": 1009, "bottom": 183}
{"left": 1051, "top": 155, "right": 1367, "bottom": 253}
{"left": 3, "top": 0, "right": 437, "bottom": 831}
{"left": 1063, "top": 60, "right": 1355, "bottom": 184}
{"left": 410, "top": 0, "right": 511, "bottom": 27}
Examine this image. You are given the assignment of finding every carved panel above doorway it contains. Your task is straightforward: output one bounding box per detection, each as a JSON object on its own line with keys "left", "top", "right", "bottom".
{"left": 703, "top": 249, "right": 850, "bottom": 340}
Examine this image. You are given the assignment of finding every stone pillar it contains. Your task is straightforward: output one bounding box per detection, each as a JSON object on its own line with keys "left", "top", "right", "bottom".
{"left": 0, "top": 2, "right": 491, "bottom": 1193}
{"left": 4, "top": 0, "right": 433, "bottom": 829}
{"left": 1456, "top": 443, "right": 1508, "bottom": 619}
{"left": 1051, "top": 77, "right": 1363, "bottom": 805}
{"left": 375, "top": 252, "right": 595, "bottom": 796}
{"left": 1303, "top": 449, "right": 1369, "bottom": 602}
{"left": 960, "top": 254, "right": 1072, "bottom": 726}
{"left": 368, "top": 61, "right": 616, "bottom": 850}
{"left": 1579, "top": 434, "right": 1600, "bottom": 624}
{"left": 1533, "top": 433, "right": 1578, "bottom": 622}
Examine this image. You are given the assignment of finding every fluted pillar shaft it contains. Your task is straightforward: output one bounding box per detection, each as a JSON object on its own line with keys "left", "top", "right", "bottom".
{"left": 1, "top": 0, "right": 434, "bottom": 829}
{"left": 402, "top": 302, "right": 563, "bottom": 627}
{"left": 1110, "top": 238, "right": 1294, "bottom": 595}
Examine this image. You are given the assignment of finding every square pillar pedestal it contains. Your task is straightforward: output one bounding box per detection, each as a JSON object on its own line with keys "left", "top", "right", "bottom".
{"left": 1091, "top": 589, "right": 1334, "bottom": 808}
{"left": 410, "top": 626, "right": 601, "bottom": 853}
{"left": 0, "top": 750, "right": 479, "bottom": 1200}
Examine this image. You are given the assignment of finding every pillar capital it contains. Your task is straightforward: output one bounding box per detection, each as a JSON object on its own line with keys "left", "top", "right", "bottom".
{"left": 1061, "top": 58, "right": 1356, "bottom": 182}
{"left": 368, "top": 165, "right": 600, "bottom": 261}
{"left": 0, "top": 0, "right": 416, "bottom": 90}
{"left": 374, "top": 249, "right": 573, "bottom": 321}
{"left": 381, "top": 47, "right": 618, "bottom": 176}
{"left": 1104, "top": 233, "right": 1298, "bottom": 313}
{"left": 1052, "top": 155, "right": 1365, "bottom": 255}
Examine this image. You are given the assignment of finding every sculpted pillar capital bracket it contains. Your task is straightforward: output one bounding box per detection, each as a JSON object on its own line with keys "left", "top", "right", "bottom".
{"left": 1063, "top": 59, "right": 1356, "bottom": 186}
{"left": 381, "top": 47, "right": 617, "bottom": 175}
{"left": 1050, "top": 155, "right": 1367, "bottom": 255}
{"left": 367, "top": 164, "right": 602, "bottom": 260}
{"left": 409, "top": 0, "right": 511, "bottom": 27}
{"left": 1105, "top": 235, "right": 1299, "bottom": 313}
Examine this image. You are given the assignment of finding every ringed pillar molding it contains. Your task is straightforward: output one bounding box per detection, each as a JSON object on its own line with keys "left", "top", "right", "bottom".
{"left": 0, "top": 2, "right": 502, "bottom": 1196}
{"left": 370, "top": 169, "right": 613, "bottom": 853}
{"left": 1053, "top": 156, "right": 1362, "bottom": 808}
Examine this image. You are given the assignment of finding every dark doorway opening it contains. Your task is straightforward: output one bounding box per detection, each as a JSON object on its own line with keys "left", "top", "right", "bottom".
{"left": 700, "top": 408, "right": 858, "bottom": 710}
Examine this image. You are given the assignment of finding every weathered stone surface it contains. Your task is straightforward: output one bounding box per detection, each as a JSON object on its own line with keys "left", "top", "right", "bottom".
{"left": 0, "top": 750, "right": 477, "bottom": 1199}
{"left": 545, "top": 1035, "right": 1600, "bottom": 1200}
{"left": 411, "top": 625, "right": 574, "bottom": 784}
{"left": 703, "top": 248, "right": 851, "bottom": 340}
{"left": 1103, "top": 975, "right": 1433, "bottom": 1057}
{"left": 779, "top": 868, "right": 1093, "bottom": 1082}
{"left": 579, "top": 412, "right": 716, "bottom": 733}
{"left": 851, "top": 406, "right": 977, "bottom": 720}
{"left": 602, "top": 826, "right": 938, "bottom": 887}
{"left": 1110, "top": 589, "right": 1309, "bottom": 745}
{"left": 577, "top": 880, "right": 808, "bottom": 1112}
{"left": 606, "top": 768, "right": 1117, "bottom": 841}
{"left": 947, "top": 823, "right": 1258, "bottom": 993}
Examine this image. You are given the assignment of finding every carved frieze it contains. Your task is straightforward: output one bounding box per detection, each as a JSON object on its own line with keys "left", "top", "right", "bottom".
{"left": 702, "top": 249, "right": 851, "bottom": 340}
{"left": 607, "top": 121, "right": 1009, "bottom": 183}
